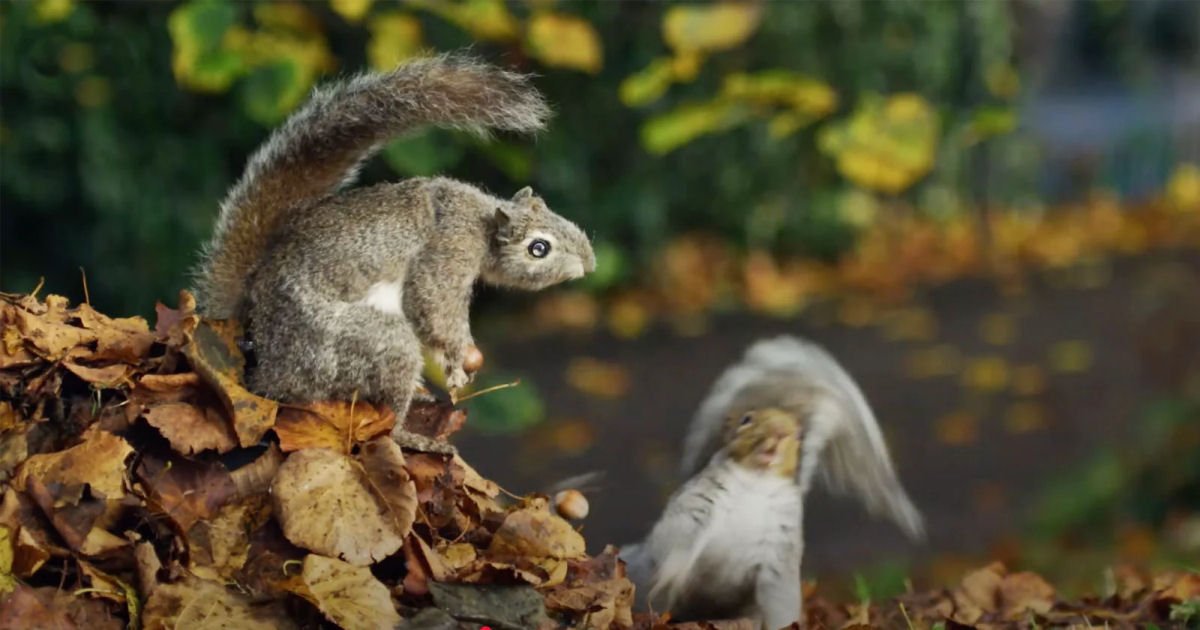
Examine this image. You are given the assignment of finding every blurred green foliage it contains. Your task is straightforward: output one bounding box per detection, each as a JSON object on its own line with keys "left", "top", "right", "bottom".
{"left": 2, "top": 0, "right": 1039, "bottom": 316}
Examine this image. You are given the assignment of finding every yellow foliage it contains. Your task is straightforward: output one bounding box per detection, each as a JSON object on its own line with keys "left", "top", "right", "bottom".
{"left": 168, "top": 2, "right": 244, "bottom": 93}
{"left": 367, "top": 13, "right": 424, "bottom": 72}
{"left": 819, "top": 93, "right": 940, "bottom": 194}
{"left": 985, "top": 63, "right": 1021, "bottom": 99}
{"left": 641, "top": 99, "right": 749, "bottom": 155}
{"left": 414, "top": 0, "right": 520, "bottom": 43}
{"left": 330, "top": 0, "right": 374, "bottom": 23}
{"left": 670, "top": 51, "right": 704, "bottom": 81}
{"left": 1166, "top": 163, "right": 1200, "bottom": 213}
{"left": 722, "top": 70, "right": 837, "bottom": 117}
{"left": 663, "top": 2, "right": 762, "bottom": 54}
{"left": 33, "top": 0, "right": 74, "bottom": 23}
{"left": 526, "top": 12, "right": 603, "bottom": 74}
{"left": 619, "top": 57, "right": 677, "bottom": 107}
{"left": 1048, "top": 341, "right": 1093, "bottom": 374}
{"left": 962, "top": 356, "right": 1010, "bottom": 392}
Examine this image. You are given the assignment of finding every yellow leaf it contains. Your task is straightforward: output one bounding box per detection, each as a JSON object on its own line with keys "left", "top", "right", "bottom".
{"left": 1004, "top": 402, "right": 1047, "bottom": 434}
{"left": 330, "top": 0, "right": 374, "bottom": 23}
{"left": 415, "top": 0, "right": 520, "bottom": 42}
{"left": 33, "top": 0, "right": 74, "bottom": 23}
{"left": 641, "top": 98, "right": 750, "bottom": 155}
{"left": 670, "top": 50, "right": 704, "bottom": 81}
{"left": 619, "top": 57, "right": 676, "bottom": 107}
{"left": 606, "top": 293, "right": 650, "bottom": 339}
{"left": 721, "top": 70, "right": 837, "bottom": 117}
{"left": 985, "top": 62, "right": 1021, "bottom": 99}
{"left": 1166, "top": 163, "right": 1200, "bottom": 213}
{"left": 367, "top": 13, "right": 424, "bottom": 72}
{"left": 526, "top": 12, "right": 603, "bottom": 74}
{"left": 0, "top": 525, "right": 15, "bottom": 595}
{"left": 818, "top": 92, "right": 940, "bottom": 194}
{"left": 663, "top": 2, "right": 762, "bottom": 53}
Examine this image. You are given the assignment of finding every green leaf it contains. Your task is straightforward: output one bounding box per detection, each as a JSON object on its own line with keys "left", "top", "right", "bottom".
{"left": 462, "top": 372, "right": 544, "bottom": 435}
{"left": 240, "top": 60, "right": 303, "bottom": 125}
{"left": 640, "top": 99, "right": 750, "bottom": 155}
{"left": 168, "top": 0, "right": 244, "bottom": 92}
{"left": 382, "top": 129, "right": 466, "bottom": 177}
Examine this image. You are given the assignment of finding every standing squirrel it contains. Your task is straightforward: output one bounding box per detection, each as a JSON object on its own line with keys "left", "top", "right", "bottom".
{"left": 191, "top": 53, "right": 595, "bottom": 449}
{"left": 621, "top": 336, "right": 923, "bottom": 629}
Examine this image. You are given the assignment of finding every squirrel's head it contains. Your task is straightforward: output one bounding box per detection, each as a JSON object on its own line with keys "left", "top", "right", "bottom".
{"left": 724, "top": 407, "right": 802, "bottom": 477}
{"left": 482, "top": 186, "right": 596, "bottom": 290}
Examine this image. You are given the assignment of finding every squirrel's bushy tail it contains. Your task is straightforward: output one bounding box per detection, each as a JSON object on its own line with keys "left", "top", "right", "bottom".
{"left": 192, "top": 52, "right": 551, "bottom": 318}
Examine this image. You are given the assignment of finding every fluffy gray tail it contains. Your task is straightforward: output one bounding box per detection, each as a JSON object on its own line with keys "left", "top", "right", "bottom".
{"left": 191, "top": 52, "right": 551, "bottom": 318}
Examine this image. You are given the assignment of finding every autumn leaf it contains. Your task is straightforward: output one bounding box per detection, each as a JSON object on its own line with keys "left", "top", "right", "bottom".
{"left": 183, "top": 319, "right": 277, "bottom": 447}
{"left": 488, "top": 498, "right": 585, "bottom": 561}
{"left": 662, "top": 3, "right": 762, "bottom": 54}
{"left": 187, "top": 496, "right": 270, "bottom": 582}
{"left": 143, "top": 402, "right": 238, "bottom": 455}
{"left": 564, "top": 357, "right": 630, "bottom": 399}
{"left": 366, "top": 12, "right": 423, "bottom": 71}
{"left": 818, "top": 92, "right": 940, "bottom": 194}
{"left": 0, "top": 525, "right": 16, "bottom": 595}
{"left": 526, "top": 12, "right": 603, "bottom": 74}
{"left": 143, "top": 576, "right": 297, "bottom": 630}
{"left": 63, "top": 361, "right": 129, "bottom": 388}
{"left": 330, "top": 0, "right": 373, "bottom": 23}
{"left": 273, "top": 399, "right": 395, "bottom": 453}
{"left": 13, "top": 430, "right": 133, "bottom": 503}
{"left": 0, "top": 585, "right": 81, "bottom": 630}
{"left": 135, "top": 455, "right": 237, "bottom": 533}
{"left": 271, "top": 445, "right": 416, "bottom": 565}
{"left": 229, "top": 443, "right": 284, "bottom": 498}
{"left": 289, "top": 554, "right": 401, "bottom": 630}
{"left": 71, "top": 303, "right": 154, "bottom": 363}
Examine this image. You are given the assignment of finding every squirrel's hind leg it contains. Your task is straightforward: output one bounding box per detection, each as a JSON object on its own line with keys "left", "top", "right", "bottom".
{"left": 332, "top": 304, "right": 456, "bottom": 455}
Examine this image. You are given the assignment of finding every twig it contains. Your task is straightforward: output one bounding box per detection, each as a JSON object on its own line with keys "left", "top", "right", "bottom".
{"left": 79, "top": 267, "right": 90, "bottom": 305}
{"left": 452, "top": 379, "right": 521, "bottom": 405}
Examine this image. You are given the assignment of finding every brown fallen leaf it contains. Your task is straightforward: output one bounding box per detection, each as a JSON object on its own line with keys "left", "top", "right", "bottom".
{"left": 12, "top": 307, "right": 98, "bottom": 361}
{"left": 24, "top": 478, "right": 126, "bottom": 557}
{"left": 404, "top": 399, "right": 467, "bottom": 441}
{"left": 135, "top": 455, "right": 237, "bottom": 533}
{"left": 0, "top": 584, "right": 80, "bottom": 630}
{"left": 402, "top": 535, "right": 444, "bottom": 596}
{"left": 142, "top": 575, "right": 298, "bottom": 630}
{"left": 358, "top": 438, "right": 418, "bottom": 537}
{"left": 545, "top": 577, "right": 636, "bottom": 630}
{"left": 999, "top": 570, "right": 1055, "bottom": 619}
{"left": 13, "top": 430, "right": 133, "bottom": 502}
{"left": 290, "top": 554, "right": 402, "bottom": 630}
{"left": 230, "top": 443, "right": 284, "bottom": 498}
{"left": 271, "top": 446, "right": 415, "bottom": 565}
{"left": 154, "top": 291, "right": 199, "bottom": 348}
{"left": 488, "top": 497, "right": 585, "bottom": 561}
{"left": 188, "top": 495, "right": 271, "bottom": 582}
{"left": 183, "top": 319, "right": 276, "bottom": 447}
{"left": 952, "top": 561, "right": 1005, "bottom": 624}
{"left": 0, "top": 525, "right": 16, "bottom": 595}
{"left": 72, "top": 303, "right": 154, "bottom": 364}
{"left": 63, "top": 362, "right": 130, "bottom": 388}
{"left": 143, "top": 402, "right": 238, "bottom": 455}
{"left": 274, "top": 400, "right": 396, "bottom": 453}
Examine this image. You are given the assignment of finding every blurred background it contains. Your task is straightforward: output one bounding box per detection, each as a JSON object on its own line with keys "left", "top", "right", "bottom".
{"left": 3, "top": 0, "right": 1199, "bottom": 598}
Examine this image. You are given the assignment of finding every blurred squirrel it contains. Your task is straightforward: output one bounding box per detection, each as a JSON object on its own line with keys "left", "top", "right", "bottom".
{"left": 191, "top": 53, "right": 595, "bottom": 450}
{"left": 621, "top": 336, "right": 923, "bottom": 629}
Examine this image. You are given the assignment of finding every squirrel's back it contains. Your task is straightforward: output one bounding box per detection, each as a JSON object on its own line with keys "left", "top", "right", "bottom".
{"left": 191, "top": 53, "right": 551, "bottom": 318}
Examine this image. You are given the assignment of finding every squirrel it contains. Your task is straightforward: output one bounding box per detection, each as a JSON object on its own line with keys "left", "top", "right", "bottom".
{"left": 191, "top": 53, "right": 596, "bottom": 450}
{"left": 620, "top": 336, "right": 923, "bottom": 629}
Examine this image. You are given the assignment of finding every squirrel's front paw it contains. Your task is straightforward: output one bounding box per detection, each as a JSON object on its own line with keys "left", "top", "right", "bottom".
{"left": 444, "top": 365, "right": 471, "bottom": 390}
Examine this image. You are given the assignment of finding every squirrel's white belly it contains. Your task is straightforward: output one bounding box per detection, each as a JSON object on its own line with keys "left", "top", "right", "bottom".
{"left": 680, "top": 470, "right": 801, "bottom": 615}
{"left": 362, "top": 281, "right": 403, "bottom": 314}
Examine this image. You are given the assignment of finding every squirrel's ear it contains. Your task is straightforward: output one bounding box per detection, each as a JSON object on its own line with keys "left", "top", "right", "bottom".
{"left": 512, "top": 186, "right": 534, "bottom": 204}
{"left": 494, "top": 206, "right": 514, "bottom": 242}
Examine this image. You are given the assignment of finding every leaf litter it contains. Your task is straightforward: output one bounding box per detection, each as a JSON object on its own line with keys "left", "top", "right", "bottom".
{"left": 0, "top": 288, "right": 1196, "bottom": 629}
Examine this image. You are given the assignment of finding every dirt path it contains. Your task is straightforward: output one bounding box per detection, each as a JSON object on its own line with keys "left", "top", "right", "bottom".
{"left": 457, "top": 251, "right": 1200, "bottom": 575}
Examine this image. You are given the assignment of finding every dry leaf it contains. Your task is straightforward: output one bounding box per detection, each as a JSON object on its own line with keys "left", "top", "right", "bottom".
{"left": 144, "top": 402, "right": 238, "bottom": 454}
{"left": 183, "top": 320, "right": 276, "bottom": 447}
{"left": 0, "top": 584, "right": 80, "bottom": 630}
{"left": 488, "top": 498, "right": 585, "bottom": 560}
{"left": 274, "top": 399, "right": 395, "bottom": 453}
{"left": 230, "top": 443, "right": 284, "bottom": 498}
{"left": 12, "top": 307, "right": 98, "bottom": 361}
{"left": 292, "top": 554, "right": 401, "bottom": 630}
{"left": 72, "top": 303, "right": 154, "bottom": 364}
{"left": 13, "top": 430, "right": 133, "bottom": 502}
{"left": 271, "top": 447, "right": 414, "bottom": 565}
{"left": 143, "top": 576, "right": 297, "bottom": 630}
{"left": 135, "top": 456, "right": 237, "bottom": 533}
{"left": 188, "top": 496, "right": 270, "bottom": 582}
{"left": 999, "top": 571, "right": 1055, "bottom": 619}
{"left": 63, "top": 362, "right": 130, "bottom": 387}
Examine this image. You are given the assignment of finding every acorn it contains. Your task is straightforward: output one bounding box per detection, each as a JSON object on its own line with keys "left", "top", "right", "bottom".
{"left": 463, "top": 345, "right": 484, "bottom": 374}
{"left": 554, "top": 489, "right": 589, "bottom": 520}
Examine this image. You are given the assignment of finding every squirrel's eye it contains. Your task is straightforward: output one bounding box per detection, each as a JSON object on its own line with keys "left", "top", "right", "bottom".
{"left": 739, "top": 414, "right": 753, "bottom": 426}
{"left": 528, "top": 239, "right": 551, "bottom": 258}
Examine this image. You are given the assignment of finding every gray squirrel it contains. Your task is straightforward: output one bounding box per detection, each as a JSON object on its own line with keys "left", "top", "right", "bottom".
{"left": 621, "top": 336, "right": 923, "bottom": 629}
{"left": 191, "top": 53, "right": 595, "bottom": 449}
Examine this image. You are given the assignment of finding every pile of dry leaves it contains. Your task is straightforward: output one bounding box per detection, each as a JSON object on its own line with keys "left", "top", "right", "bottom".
{"left": 0, "top": 289, "right": 1197, "bottom": 630}
{"left": 0, "top": 289, "right": 632, "bottom": 629}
